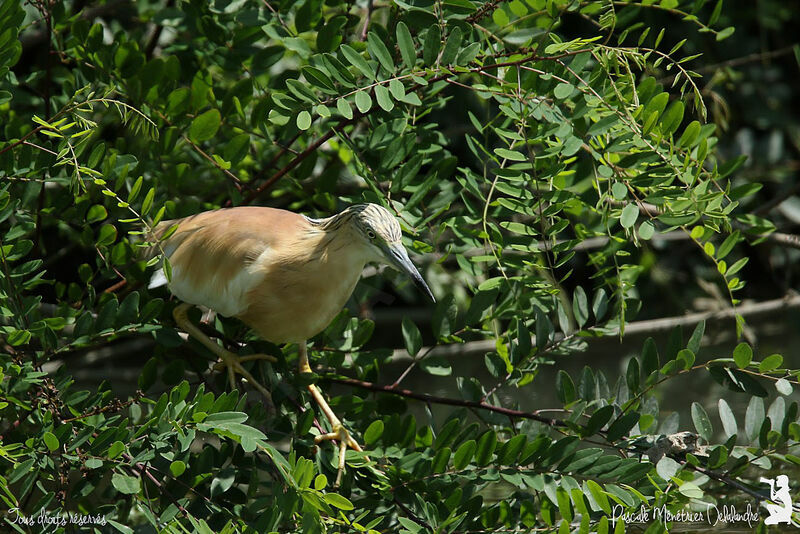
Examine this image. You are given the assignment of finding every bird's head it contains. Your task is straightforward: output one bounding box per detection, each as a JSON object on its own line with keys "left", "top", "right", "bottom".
{"left": 347, "top": 203, "right": 435, "bottom": 302}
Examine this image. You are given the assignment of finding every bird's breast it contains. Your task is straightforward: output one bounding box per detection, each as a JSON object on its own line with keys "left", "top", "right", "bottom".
{"left": 236, "top": 236, "right": 367, "bottom": 343}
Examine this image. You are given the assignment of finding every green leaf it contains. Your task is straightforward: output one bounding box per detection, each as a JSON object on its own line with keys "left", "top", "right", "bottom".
{"left": 733, "top": 342, "right": 752, "bottom": 368}
{"left": 556, "top": 370, "right": 576, "bottom": 404}
{"left": 402, "top": 316, "right": 422, "bottom": 357}
{"left": 776, "top": 378, "right": 793, "bottom": 396}
{"left": 677, "top": 348, "right": 695, "bottom": 370}
{"left": 422, "top": 25, "right": 441, "bottom": 65}
{"left": 716, "top": 231, "right": 740, "bottom": 260}
{"left": 456, "top": 42, "right": 481, "bottom": 65}
{"left": 303, "top": 67, "right": 335, "bottom": 94}
{"left": 641, "top": 337, "right": 659, "bottom": 378}
{"left": 584, "top": 405, "right": 614, "bottom": 436}
{"left": 554, "top": 82, "right": 574, "bottom": 99}
{"left": 336, "top": 98, "right": 353, "bottom": 119}
{"left": 367, "top": 31, "right": 395, "bottom": 73}
{"left": 43, "top": 431, "right": 59, "bottom": 452}
{"left": 111, "top": 472, "right": 141, "bottom": 495}
{"left": 620, "top": 203, "right": 639, "bottom": 228}
{"left": 166, "top": 88, "right": 191, "bottom": 117}
{"left": 210, "top": 467, "right": 236, "bottom": 497}
{"left": 432, "top": 447, "right": 451, "bottom": 473}
{"left": 86, "top": 204, "right": 108, "bottom": 223}
{"left": 678, "top": 120, "right": 701, "bottom": 147}
{"left": 656, "top": 457, "right": 680, "bottom": 481}
{"left": 475, "top": 430, "right": 497, "bottom": 466}
{"left": 660, "top": 100, "right": 684, "bottom": 136}
{"left": 389, "top": 79, "right": 406, "bottom": 100}
{"left": 719, "top": 154, "right": 748, "bottom": 178}
{"left": 759, "top": 354, "right": 783, "bottom": 372}
{"left": 494, "top": 148, "right": 526, "bottom": 161}
{"left": 189, "top": 109, "right": 221, "bottom": 143}
{"left": 141, "top": 188, "right": 155, "bottom": 215}
{"left": 420, "top": 355, "right": 452, "bottom": 376}
{"left": 316, "top": 15, "right": 347, "bottom": 52}
{"left": 643, "top": 92, "right": 669, "bottom": 123}
{"left": 396, "top": 22, "right": 416, "bottom": 68}
{"left": 716, "top": 26, "right": 735, "bottom": 41}
{"left": 364, "top": 420, "right": 384, "bottom": 445}
{"left": 691, "top": 402, "right": 712, "bottom": 441}
{"left": 440, "top": 26, "right": 462, "bottom": 65}
{"left": 453, "top": 439, "right": 476, "bottom": 469}
{"left": 572, "top": 286, "right": 588, "bottom": 328}
{"left": 687, "top": 320, "right": 705, "bottom": 355}
{"left": 433, "top": 418, "right": 461, "bottom": 450}
{"left": 85, "top": 458, "right": 103, "bottom": 469}
{"left": 586, "top": 480, "right": 611, "bottom": 514}
{"left": 97, "top": 224, "right": 118, "bottom": 246}
{"left": 296, "top": 110, "right": 312, "bottom": 130}
{"left": 498, "top": 434, "right": 527, "bottom": 465}
{"left": 626, "top": 357, "right": 640, "bottom": 392}
{"left": 139, "top": 357, "right": 158, "bottom": 390}
{"left": 128, "top": 176, "right": 143, "bottom": 202}
{"left": 745, "top": 396, "right": 764, "bottom": 441}
{"left": 107, "top": 440, "right": 125, "bottom": 459}
{"left": 355, "top": 90, "right": 372, "bottom": 113}
{"left": 170, "top": 460, "right": 186, "bottom": 477}
{"left": 606, "top": 413, "right": 639, "bottom": 441}
{"left": 638, "top": 220, "right": 654, "bottom": 240}
{"left": 324, "top": 493, "right": 354, "bottom": 510}
{"left": 718, "top": 398, "right": 737, "bottom": 437}
{"left": 340, "top": 44, "right": 375, "bottom": 80}
{"left": 592, "top": 288, "right": 609, "bottom": 321}
{"left": 375, "top": 84, "right": 394, "bottom": 111}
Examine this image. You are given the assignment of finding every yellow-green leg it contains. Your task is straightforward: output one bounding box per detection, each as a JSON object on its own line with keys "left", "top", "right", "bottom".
{"left": 173, "top": 303, "right": 276, "bottom": 411}
{"left": 299, "top": 341, "right": 364, "bottom": 486}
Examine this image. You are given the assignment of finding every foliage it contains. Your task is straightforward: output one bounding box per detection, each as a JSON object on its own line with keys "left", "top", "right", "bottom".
{"left": 1, "top": 0, "right": 800, "bottom": 532}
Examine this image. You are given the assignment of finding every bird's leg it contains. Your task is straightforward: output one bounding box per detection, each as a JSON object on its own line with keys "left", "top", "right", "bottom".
{"left": 173, "top": 303, "right": 276, "bottom": 410}
{"left": 298, "top": 341, "right": 364, "bottom": 486}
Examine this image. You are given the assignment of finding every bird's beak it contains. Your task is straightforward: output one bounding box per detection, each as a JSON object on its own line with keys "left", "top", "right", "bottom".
{"left": 384, "top": 242, "right": 435, "bottom": 302}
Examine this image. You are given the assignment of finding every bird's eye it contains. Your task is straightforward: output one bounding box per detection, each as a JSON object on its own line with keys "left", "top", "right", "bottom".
{"left": 366, "top": 230, "right": 376, "bottom": 239}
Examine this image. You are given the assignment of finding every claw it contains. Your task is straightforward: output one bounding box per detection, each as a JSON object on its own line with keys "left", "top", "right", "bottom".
{"left": 315, "top": 423, "right": 364, "bottom": 486}
{"left": 214, "top": 349, "right": 275, "bottom": 414}
{"left": 172, "top": 303, "right": 275, "bottom": 413}
{"left": 297, "top": 341, "right": 370, "bottom": 485}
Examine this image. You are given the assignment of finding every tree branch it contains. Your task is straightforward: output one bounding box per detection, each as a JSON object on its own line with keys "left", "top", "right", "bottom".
{"left": 615, "top": 292, "right": 800, "bottom": 336}
{"left": 379, "top": 293, "right": 800, "bottom": 364}
{"left": 326, "top": 376, "right": 562, "bottom": 427}
{"left": 241, "top": 114, "right": 361, "bottom": 205}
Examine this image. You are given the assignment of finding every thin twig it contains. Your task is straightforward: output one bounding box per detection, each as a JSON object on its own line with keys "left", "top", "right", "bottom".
{"left": 242, "top": 114, "right": 361, "bottom": 204}
{"left": 181, "top": 134, "right": 244, "bottom": 192}
{"left": 392, "top": 497, "right": 433, "bottom": 530}
{"left": 326, "top": 376, "right": 562, "bottom": 426}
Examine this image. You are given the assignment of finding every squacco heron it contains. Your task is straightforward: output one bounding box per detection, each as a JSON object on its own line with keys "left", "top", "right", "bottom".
{"left": 149, "top": 203, "right": 433, "bottom": 482}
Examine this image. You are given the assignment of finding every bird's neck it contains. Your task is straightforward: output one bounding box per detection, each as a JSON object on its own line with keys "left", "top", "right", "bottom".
{"left": 290, "top": 216, "right": 367, "bottom": 267}
{"left": 303, "top": 206, "right": 360, "bottom": 233}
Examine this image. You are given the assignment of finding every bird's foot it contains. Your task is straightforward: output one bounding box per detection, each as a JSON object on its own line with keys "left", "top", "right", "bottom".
{"left": 315, "top": 423, "right": 365, "bottom": 487}
{"left": 212, "top": 350, "right": 276, "bottom": 413}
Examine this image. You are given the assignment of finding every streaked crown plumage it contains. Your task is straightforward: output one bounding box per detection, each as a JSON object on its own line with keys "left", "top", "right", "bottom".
{"left": 306, "top": 203, "right": 402, "bottom": 243}
{"left": 349, "top": 203, "right": 402, "bottom": 243}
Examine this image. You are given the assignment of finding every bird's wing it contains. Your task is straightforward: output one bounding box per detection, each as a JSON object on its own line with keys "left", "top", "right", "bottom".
{"left": 149, "top": 207, "right": 307, "bottom": 317}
